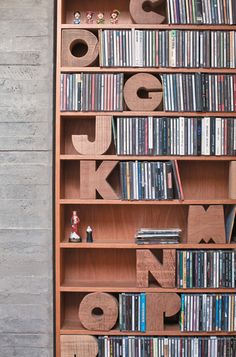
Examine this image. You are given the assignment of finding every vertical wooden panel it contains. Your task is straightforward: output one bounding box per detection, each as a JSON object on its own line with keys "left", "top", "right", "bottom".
{"left": 229, "top": 161, "right": 236, "bottom": 199}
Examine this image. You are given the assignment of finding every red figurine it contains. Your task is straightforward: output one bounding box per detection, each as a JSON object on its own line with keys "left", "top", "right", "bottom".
{"left": 69, "top": 210, "right": 81, "bottom": 242}
{"left": 86, "top": 11, "right": 94, "bottom": 24}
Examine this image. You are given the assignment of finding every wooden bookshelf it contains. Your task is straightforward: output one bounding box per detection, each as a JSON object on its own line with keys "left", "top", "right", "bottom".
{"left": 56, "top": 0, "right": 236, "bottom": 355}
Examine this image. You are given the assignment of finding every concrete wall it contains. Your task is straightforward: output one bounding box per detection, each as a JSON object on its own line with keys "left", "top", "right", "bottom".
{"left": 0, "top": 0, "right": 54, "bottom": 356}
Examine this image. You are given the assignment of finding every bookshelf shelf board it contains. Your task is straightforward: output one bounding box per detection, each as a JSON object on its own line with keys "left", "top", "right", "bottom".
{"left": 60, "top": 199, "right": 236, "bottom": 205}
{"left": 60, "top": 242, "right": 236, "bottom": 249}
{"left": 60, "top": 155, "right": 236, "bottom": 161}
{"left": 61, "top": 322, "right": 236, "bottom": 336}
{"left": 60, "top": 283, "right": 236, "bottom": 293}
{"left": 61, "top": 24, "right": 236, "bottom": 31}
{"left": 61, "top": 67, "right": 236, "bottom": 74}
{"left": 61, "top": 111, "right": 236, "bottom": 118}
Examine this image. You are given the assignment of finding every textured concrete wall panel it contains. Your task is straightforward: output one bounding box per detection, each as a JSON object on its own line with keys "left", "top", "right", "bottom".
{"left": 0, "top": 0, "right": 54, "bottom": 355}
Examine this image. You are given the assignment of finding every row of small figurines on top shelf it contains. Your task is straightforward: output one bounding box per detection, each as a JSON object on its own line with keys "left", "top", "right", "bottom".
{"left": 74, "top": 9, "right": 120, "bottom": 25}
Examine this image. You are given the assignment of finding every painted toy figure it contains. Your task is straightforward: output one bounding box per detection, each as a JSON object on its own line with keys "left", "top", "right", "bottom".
{"left": 110, "top": 9, "right": 120, "bottom": 24}
{"left": 73, "top": 11, "right": 81, "bottom": 24}
{"left": 97, "top": 11, "right": 105, "bottom": 24}
{"left": 86, "top": 11, "right": 94, "bottom": 24}
{"left": 86, "top": 226, "right": 93, "bottom": 242}
{"left": 69, "top": 210, "right": 81, "bottom": 242}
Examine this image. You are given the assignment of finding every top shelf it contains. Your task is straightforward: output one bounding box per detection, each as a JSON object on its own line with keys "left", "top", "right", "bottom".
{"left": 59, "top": 0, "right": 236, "bottom": 28}
{"left": 60, "top": 24, "right": 236, "bottom": 30}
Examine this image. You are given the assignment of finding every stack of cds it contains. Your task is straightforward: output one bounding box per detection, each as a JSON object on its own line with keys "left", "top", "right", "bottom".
{"left": 135, "top": 228, "right": 181, "bottom": 244}
{"left": 119, "top": 293, "right": 146, "bottom": 332}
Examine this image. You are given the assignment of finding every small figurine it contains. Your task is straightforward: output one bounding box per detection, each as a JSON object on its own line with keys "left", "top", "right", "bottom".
{"left": 86, "top": 226, "right": 93, "bottom": 243}
{"left": 86, "top": 11, "right": 94, "bottom": 24}
{"left": 69, "top": 210, "right": 81, "bottom": 242}
{"left": 110, "top": 9, "right": 120, "bottom": 24}
{"left": 73, "top": 11, "right": 81, "bottom": 24}
{"left": 97, "top": 11, "right": 105, "bottom": 24}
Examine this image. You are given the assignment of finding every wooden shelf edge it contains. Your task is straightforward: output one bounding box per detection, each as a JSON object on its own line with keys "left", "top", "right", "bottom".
{"left": 60, "top": 328, "right": 236, "bottom": 336}
{"left": 59, "top": 199, "right": 236, "bottom": 205}
{"left": 61, "top": 67, "right": 236, "bottom": 73}
{"left": 60, "top": 286, "right": 236, "bottom": 293}
{"left": 60, "top": 155, "right": 236, "bottom": 161}
{"left": 60, "top": 242, "right": 236, "bottom": 249}
{"left": 60, "top": 24, "right": 236, "bottom": 30}
{"left": 60, "top": 111, "right": 236, "bottom": 117}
